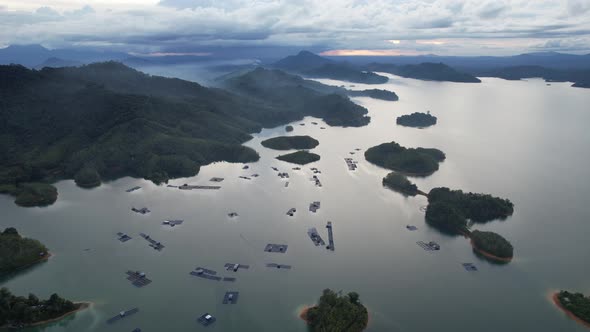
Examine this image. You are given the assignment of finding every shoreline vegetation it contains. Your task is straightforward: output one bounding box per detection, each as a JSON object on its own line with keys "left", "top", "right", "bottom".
{"left": 396, "top": 112, "right": 437, "bottom": 128}
{"left": 0, "top": 287, "right": 89, "bottom": 329}
{"left": 0, "top": 228, "right": 50, "bottom": 275}
{"left": 276, "top": 151, "right": 320, "bottom": 165}
{"left": 552, "top": 291, "right": 590, "bottom": 328}
{"left": 261, "top": 135, "right": 319, "bottom": 150}
{"left": 299, "top": 289, "right": 368, "bottom": 332}
{"left": 365, "top": 141, "right": 445, "bottom": 176}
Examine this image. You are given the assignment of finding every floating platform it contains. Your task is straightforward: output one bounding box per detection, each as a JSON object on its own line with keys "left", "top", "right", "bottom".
{"left": 106, "top": 308, "right": 139, "bottom": 324}
{"left": 223, "top": 291, "right": 239, "bottom": 304}
{"left": 167, "top": 185, "right": 178, "bottom": 188}
{"left": 406, "top": 225, "right": 418, "bottom": 231}
{"left": 163, "top": 219, "right": 183, "bottom": 227}
{"left": 285, "top": 181, "right": 289, "bottom": 188}
{"left": 310, "top": 176, "right": 322, "bottom": 187}
{"left": 239, "top": 176, "right": 251, "bottom": 180}
{"left": 242, "top": 165, "right": 249, "bottom": 169}
{"left": 326, "top": 222, "right": 335, "bottom": 251}
{"left": 416, "top": 241, "right": 440, "bottom": 251}
{"left": 126, "top": 271, "right": 152, "bottom": 287}
{"left": 320, "top": 127, "right": 326, "bottom": 129}
{"left": 251, "top": 174, "right": 259, "bottom": 177}
{"left": 210, "top": 177, "right": 224, "bottom": 182}
{"left": 223, "top": 277, "right": 236, "bottom": 282}
{"left": 132, "top": 329, "right": 141, "bottom": 332}
{"left": 299, "top": 123, "right": 305, "bottom": 126}
{"left": 117, "top": 232, "right": 132, "bottom": 242}
{"left": 190, "top": 268, "right": 221, "bottom": 281}
{"left": 310, "top": 167, "right": 321, "bottom": 174}
{"left": 197, "top": 313, "right": 216, "bottom": 327}
{"left": 307, "top": 227, "right": 326, "bottom": 246}
{"left": 265, "top": 244, "right": 288, "bottom": 253}
{"left": 462, "top": 263, "right": 478, "bottom": 272}
{"left": 292, "top": 167, "right": 301, "bottom": 170}
{"left": 287, "top": 208, "right": 296, "bottom": 216}
{"left": 309, "top": 201, "right": 321, "bottom": 213}
{"left": 278, "top": 172, "right": 289, "bottom": 179}
{"left": 228, "top": 212, "right": 239, "bottom": 218}
{"left": 266, "top": 263, "right": 292, "bottom": 269}
{"left": 179, "top": 184, "right": 221, "bottom": 190}
{"left": 131, "top": 207, "right": 150, "bottom": 215}
{"left": 344, "top": 158, "right": 358, "bottom": 171}
{"left": 126, "top": 186, "right": 141, "bottom": 193}
{"left": 224, "top": 263, "right": 250, "bottom": 272}
{"left": 271, "top": 167, "right": 279, "bottom": 171}
{"left": 139, "top": 233, "right": 164, "bottom": 251}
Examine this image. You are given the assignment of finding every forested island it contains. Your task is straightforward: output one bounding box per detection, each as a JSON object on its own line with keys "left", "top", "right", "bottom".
{"left": 554, "top": 291, "right": 590, "bottom": 327}
{"left": 382, "top": 172, "right": 419, "bottom": 196}
{"left": 364, "top": 141, "right": 445, "bottom": 176}
{"left": 0, "top": 228, "right": 48, "bottom": 275}
{"left": 396, "top": 112, "right": 437, "bottom": 128}
{"left": 0, "top": 63, "right": 371, "bottom": 207}
{"left": 470, "top": 230, "right": 514, "bottom": 261}
{"left": 276, "top": 151, "right": 320, "bottom": 165}
{"left": 425, "top": 187, "right": 514, "bottom": 260}
{"left": 285, "top": 125, "right": 294, "bottom": 132}
{"left": 300, "top": 289, "right": 368, "bottom": 332}
{"left": 261, "top": 135, "right": 319, "bottom": 150}
{"left": 365, "top": 62, "right": 481, "bottom": 83}
{"left": 0, "top": 288, "right": 89, "bottom": 329}
{"left": 347, "top": 89, "right": 399, "bottom": 101}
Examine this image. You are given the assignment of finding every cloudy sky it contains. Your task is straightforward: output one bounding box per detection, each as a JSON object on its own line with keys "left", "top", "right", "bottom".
{"left": 1, "top": 0, "right": 589, "bottom": 56}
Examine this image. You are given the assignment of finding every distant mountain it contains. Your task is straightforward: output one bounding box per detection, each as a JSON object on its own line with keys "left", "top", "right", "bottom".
{"left": 365, "top": 62, "right": 481, "bottom": 83}
{"left": 274, "top": 50, "right": 333, "bottom": 71}
{"left": 473, "top": 65, "right": 590, "bottom": 88}
{"left": 35, "top": 57, "right": 83, "bottom": 69}
{"left": 0, "top": 44, "right": 128, "bottom": 67}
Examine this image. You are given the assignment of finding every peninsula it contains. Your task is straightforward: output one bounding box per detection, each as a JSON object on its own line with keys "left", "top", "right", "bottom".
{"left": 0, "top": 228, "right": 49, "bottom": 274}
{"left": 300, "top": 289, "right": 368, "bottom": 332}
{"left": 553, "top": 290, "right": 590, "bottom": 328}
{"left": 261, "top": 135, "right": 319, "bottom": 150}
{"left": 382, "top": 172, "right": 419, "bottom": 196}
{"left": 364, "top": 141, "right": 445, "bottom": 176}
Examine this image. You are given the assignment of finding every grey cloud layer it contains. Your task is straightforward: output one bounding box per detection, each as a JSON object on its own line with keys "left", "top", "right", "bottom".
{"left": 1, "top": 0, "right": 589, "bottom": 55}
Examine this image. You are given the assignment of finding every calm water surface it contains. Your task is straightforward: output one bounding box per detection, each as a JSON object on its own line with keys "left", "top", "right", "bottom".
{"left": 1, "top": 75, "right": 589, "bottom": 332}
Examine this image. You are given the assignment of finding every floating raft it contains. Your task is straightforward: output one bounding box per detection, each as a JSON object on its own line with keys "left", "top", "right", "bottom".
{"left": 106, "top": 308, "right": 139, "bottom": 324}
{"left": 126, "top": 271, "right": 152, "bottom": 287}
{"left": 309, "top": 201, "right": 321, "bottom": 213}
{"left": 310, "top": 176, "right": 322, "bottom": 187}
{"left": 126, "top": 186, "right": 141, "bottom": 193}
{"left": 179, "top": 184, "right": 221, "bottom": 190}
{"left": 326, "top": 222, "right": 335, "bottom": 251}
{"left": 406, "top": 225, "right": 418, "bottom": 231}
{"left": 266, "top": 263, "right": 292, "bottom": 269}
{"left": 224, "top": 263, "right": 250, "bottom": 272}
{"left": 292, "top": 167, "right": 301, "bottom": 170}
{"left": 278, "top": 172, "right": 289, "bottom": 179}
{"left": 210, "top": 177, "right": 224, "bottom": 182}
{"left": 223, "top": 277, "right": 236, "bottom": 282}
{"left": 117, "top": 232, "right": 132, "bottom": 242}
{"left": 242, "top": 165, "right": 249, "bottom": 169}
{"left": 223, "top": 291, "right": 239, "bottom": 304}
{"left": 251, "top": 174, "right": 259, "bottom": 177}
{"left": 197, "top": 313, "right": 216, "bottom": 327}
{"left": 416, "top": 241, "right": 440, "bottom": 251}
{"left": 286, "top": 208, "right": 296, "bottom": 216}
{"left": 462, "top": 263, "right": 478, "bottom": 272}
{"left": 271, "top": 167, "right": 279, "bottom": 171}
{"left": 285, "top": 181, "right": 289, "bottom": 188}
{"left": 131, "top": 207, "right": 150, "bottom": 215}
{"left": 163, "top": 219, "right": 183, "bottom": 227}
{"left": 228, "top": 212, "right": 239, "bottom": 218}
{"left": 344, "top": 158, "right": 358, "bottom": 171}
{"left": 320, "top": 127, "right": 326, "bottom": 129}
{"left": 307, "top": 227, "right": 326, "bottom": 246}
{"left": 239, "top": 176, "right": 251, "bottom": 180}
{"left": 265, "top": 243, "right": 288, "bottom": 253}
{"left": 139, "top": 233, "right": 164, "bottom": 251}
{"left": 190, "top": 268, "right": 221, "bottom": 281}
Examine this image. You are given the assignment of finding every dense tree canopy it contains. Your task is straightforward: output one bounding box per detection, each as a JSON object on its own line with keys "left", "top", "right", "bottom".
{"left": 382, "top": 172, "right": 418, "bottom": 196}
{"left": 276, "top": 151, "right": 320, "bottom": 165}
{"left": 0, "top": 228, "right": 48, "bottom": 274}
{"left": 0, "top": 287, "right": 80, "bottom": 328}
{"left": 364, "top": 141, "right": 445, "bottom": 175}
{"left": 557, "top": 291, "right": 590, "bottom": 324}
{"left": 261, "top": 136, "right": 319, "bottom": 150}
{"left": 306, "top": 289, "right": 368, "bottom": 332}
{"left": 396, "top": 112, "right": 437, "bottom": 128}
{"left": 471, "top": 230, "right": 514, "bottom": 259}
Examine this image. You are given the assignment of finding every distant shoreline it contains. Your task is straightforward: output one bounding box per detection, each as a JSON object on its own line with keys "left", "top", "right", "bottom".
{"left": 551, "top": 292, "right": 590, "bottom": 329}
{"left": 2, "top": 301, "right": 90, "bottom": 329}
{"left": 469, "top": 240, "right": 513, "bottom": 263}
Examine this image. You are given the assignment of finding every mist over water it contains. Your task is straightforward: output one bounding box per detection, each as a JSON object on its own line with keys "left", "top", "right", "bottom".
{"left": 1, "top": 75, "right": 589, "bottom": 331}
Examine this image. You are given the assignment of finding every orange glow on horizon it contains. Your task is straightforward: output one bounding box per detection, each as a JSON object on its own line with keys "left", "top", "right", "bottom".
{"left": 130, "top": 52, "right": 212, "bottom": 57}
{"left": 320, "top": 49, "right": 422, "bottom": 56}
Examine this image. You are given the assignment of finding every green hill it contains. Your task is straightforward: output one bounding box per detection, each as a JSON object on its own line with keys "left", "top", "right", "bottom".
{"left": 365, "top": 141, "right": 445, "bottom": 176}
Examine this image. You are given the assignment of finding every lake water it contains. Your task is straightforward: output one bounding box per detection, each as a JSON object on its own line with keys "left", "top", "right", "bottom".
{"left": 1, "top": 75, "right": 590, "bottom": 332}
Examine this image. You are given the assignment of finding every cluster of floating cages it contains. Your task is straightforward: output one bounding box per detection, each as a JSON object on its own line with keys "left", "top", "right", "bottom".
{"left": 462, "top": 263, "right": 478, "bottom": 272}
{"left": 265, "top": 263, "right": 292, "bottom": 269}
{"left": 309, "top": 201, "right": 321, "bottom": 213}
{"left": 210, "top": 177, "right": 224, "bottom": 182}
{"left": 224, "top": 263, "right": 249, "bottom": 272}
{"left": 162, "top": 219, "right": 183, "bottom": 227}
{"left": 190, "top": 267, "right": 236, "bottom": 282}
{"left": 126, "top": 271, "right": 152, "bottom": 288}
{"left": 139, "top": 233, "right": 164, "bottom": 251}
{"left": 131, "top": 207, "right": 150, "bottom": 215}
{"left": 406, "top": 225, "right": 418, "bottom": 231}
{"left": 344, "top": 158, "right": 358, "bottom": 171}
{"left": 117, "top": 232, "right": 132, "bottom": 242}
{"left": 228, "top": 212, "right": 239, "bottom": 218}
{"left": 126, "top": 186, "right": 141, "bottom": 193}
{"left": 278, "top": 172, "right": 289, "bottom": 179}
{"left": 326, "top": 221, "right": 335, "bottom": 251}
{"left": 307, "top": 227, "right": 326, "bottom": 246}
{"left": 197, "top": 313, "right": 216, "bottom": 326}
{"left": 178, "top": 184, "right": 221, "bottom": 190}
{"left": 223, "top": 291, "right": 239, "bottom": 304}
{"left": 285, "top": 181, "right": 289, "bottom": 187}
{"left": 416, "top": 241, "right": 441, "bottom": 251}
{"left": 311, "top": 175, "right": 322, "bottom": 187}
{"left": 106, "top": 308, "right": 139, "bottom": 324}
{"left": 286, "top": 208, "right": 296, "bottom": 216}
{"left": 310, "top": 167, "right": 321, "bottom": 174}
{"left": 265, "top": 243, "right": 288, "bottom": 253}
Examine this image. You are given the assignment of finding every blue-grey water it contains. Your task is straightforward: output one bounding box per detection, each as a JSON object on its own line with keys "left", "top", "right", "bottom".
{"left": 1, "top": 75, "right": 589, "bottom": 331}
